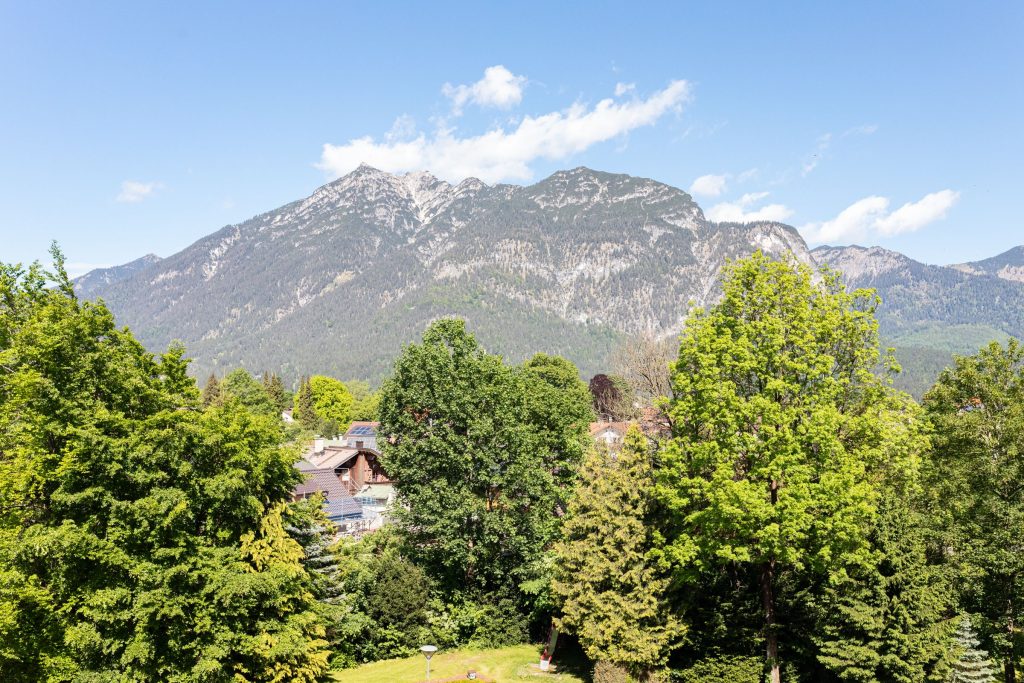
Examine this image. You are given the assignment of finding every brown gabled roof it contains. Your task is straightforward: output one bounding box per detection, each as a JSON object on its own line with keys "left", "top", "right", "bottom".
{"left": 293, "top": 468, "right": 347, "bottom": 498}
{"left": 308, "top": 446, "right": 359, "bottom": 470}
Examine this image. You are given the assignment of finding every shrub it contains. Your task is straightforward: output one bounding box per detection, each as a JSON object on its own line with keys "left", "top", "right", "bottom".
{"left": 671, "top": 655, "right": 762, "bottom": 683}
{"left": 593, "top": 660, "right": 630, "bottom": 683}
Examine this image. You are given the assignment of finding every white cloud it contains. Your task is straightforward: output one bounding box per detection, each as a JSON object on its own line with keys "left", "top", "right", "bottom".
{"left": 707, "top": 192, "right": 794, "bottom": 223}
{"left": 842, "top": 123, "right": 879, "bottom": 137}
{"left": 614, "top": 82, "right": 635, "bottom": 96}
{"left": 689, "top": 173, "right": 728, "bottom": 197}
{"left": 442, "top": 65, "right": 527, "bottom": 115}
{"left": 318, "top": 80, "right": 691, "bottom": 184}
{"left": 116, "top": 180, "right": 161, "bottom": 203}
{"left": 800, "top": 189, "right": 959, "bottom": 243}
{"left": 875, "top": 190, "right": 960, "bottom": 236}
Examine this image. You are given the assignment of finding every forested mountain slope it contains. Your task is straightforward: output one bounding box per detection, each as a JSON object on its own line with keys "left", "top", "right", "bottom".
{"left": 81, "top": 166, "right": 1022, "bottom": 394}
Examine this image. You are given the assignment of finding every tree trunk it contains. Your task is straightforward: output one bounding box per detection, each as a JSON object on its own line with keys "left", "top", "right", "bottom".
{"left": 761, "top": 558, "right": 780, "bottom": 683}
{"left": 1008, "top": 593, "right": 1017, "bottom": 683}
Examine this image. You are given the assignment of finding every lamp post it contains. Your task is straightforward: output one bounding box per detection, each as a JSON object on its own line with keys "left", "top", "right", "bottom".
{"left": 420, "top": 645, "right": 437, "bottom": 681}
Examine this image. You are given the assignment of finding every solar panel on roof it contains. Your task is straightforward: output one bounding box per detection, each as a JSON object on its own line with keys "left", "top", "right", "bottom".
{"left": 350, "top": 426, "right": 375, "bottom": 435}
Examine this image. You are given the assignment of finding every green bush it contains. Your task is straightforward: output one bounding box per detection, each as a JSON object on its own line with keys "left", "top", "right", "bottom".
{"left": 593, "top": 660, "right": 630, "bottom": 683}
{"left": 671, "top": 655, "right": 762, "bottom": 683}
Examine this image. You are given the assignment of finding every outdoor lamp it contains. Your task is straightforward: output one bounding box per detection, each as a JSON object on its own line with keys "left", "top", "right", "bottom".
{"left": 420, "top": 645, "right": 437, "bottom": 681}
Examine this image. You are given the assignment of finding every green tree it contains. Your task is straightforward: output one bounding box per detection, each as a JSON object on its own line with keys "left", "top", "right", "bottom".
{"left": 553, "top": 427, "right": 684, "bottom": 678}
{"left": 923, "top": 340, "right": 1024, "bottom": 683}
{"left": 377, "top": 319, "right": 579, "bottom": 610}
{"left": 308, "top": 375, "right": 354, "bottom": 434}
{"left": 659, "top": 253, "right": 909, "bottom": 683}
{"left": 263, "top": 372, "right": 289, "bottom": 413}
{"left": 222, "top": 367, "right": 277, "bottom": 416}
{"left": 0, "top": 250, "right": 329, "bottom": 682}
{"left": 947, "top": 617, "right": 998, "bottom": 683}
{"left": 294, "top": 376, "right": 317, "bottom": 430}
{"left": 346, "top": 380, "right": 381, "bottom": 422}
{"left": 202, "top": 371, "right": 223, "bottom": 407}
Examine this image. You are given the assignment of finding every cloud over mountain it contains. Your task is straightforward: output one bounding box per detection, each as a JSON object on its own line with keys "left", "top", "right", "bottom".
{"left": 317, "top": 79, "right": 690, "bottom": 184}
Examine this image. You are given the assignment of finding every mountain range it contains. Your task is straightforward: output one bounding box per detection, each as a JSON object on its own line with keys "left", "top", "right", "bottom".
{"left": 76, "top": 165, "right": 1024, "bottom": 396}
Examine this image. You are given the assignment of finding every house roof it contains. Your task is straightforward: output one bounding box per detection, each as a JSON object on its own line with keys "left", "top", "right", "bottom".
{"left": 308, "top": 446, "right": 359, "bottom": 470}
{"left": 324, "top": 495, "right": 363, "bottom": 521}
{"left": 589, "top": 421, "right": 633, "bottom": 436}
{"left": 358, "top": 483, "right": 394, "bottom": 501}
{"left": 292, "top": 466, "right": 363, "bottom": 521}
{"left": 293, "top": 468, "right": 347, "bottom": 498}
{"left": 345, "top": 421, "right": 379, "bottom": 438}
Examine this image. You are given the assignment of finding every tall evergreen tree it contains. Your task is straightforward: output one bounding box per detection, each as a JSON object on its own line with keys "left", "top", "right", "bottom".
{"left": 294, "top": 376, "right": 317, "bottom": 431}
{"left": 201, "top": 371, "right": 222, "bottom": 407}
{"left": 0, "top": 250, "right": 329, "bottom": 681}
{"left": 264, "top": 372, "right": 289, "bottom": 413}
{"left": 553, "top": 427, "right": 684, "bottom": 678}
{"left": 948, "top": 617, "right": 998, "bottom": 683}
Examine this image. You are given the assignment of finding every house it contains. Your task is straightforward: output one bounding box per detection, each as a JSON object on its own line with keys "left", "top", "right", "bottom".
{"left": 343, "top": 421, "right": 380, "bottom": 451}
{"left": 589, "top": 421, "right": 633, "bottom": 450}
{"left": 589, "top": 408, "right": 671, "bottom": 451}
{"left": 293, "top": 421, "right": 394, "bottom": 534}
{"left": 292, "top": 459, "right": 364, "bottom": 532}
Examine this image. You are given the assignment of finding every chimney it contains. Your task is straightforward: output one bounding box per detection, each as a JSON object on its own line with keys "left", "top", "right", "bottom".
{"left": 313, "top": 438, "right": 325, "bottom": 452}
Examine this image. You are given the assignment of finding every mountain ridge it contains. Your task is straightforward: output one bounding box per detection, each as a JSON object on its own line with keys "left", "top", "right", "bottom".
{"left": 78, "top": 166, "right": 1022, "bottom": 394}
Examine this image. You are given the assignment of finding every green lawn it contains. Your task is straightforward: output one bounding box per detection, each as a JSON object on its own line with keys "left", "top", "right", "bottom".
{"left": 330, "top": 644, "right": 589, "bottom": 683}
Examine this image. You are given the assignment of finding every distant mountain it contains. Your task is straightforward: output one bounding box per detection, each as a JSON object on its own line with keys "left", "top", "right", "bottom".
{"left": 79, "top": 166, "right": 1021, "bottom": 395}
{"left": 951, "top": 245, "right": 1024, "bottom": 283}
{"left": 812, "top": 244, "right": 1024, "bottom": 395}
{"left": 82, "top": 165, "right": 811, "bottom": 383}
{"left": 74, "top": 254, "right": 162, "bottom": 299}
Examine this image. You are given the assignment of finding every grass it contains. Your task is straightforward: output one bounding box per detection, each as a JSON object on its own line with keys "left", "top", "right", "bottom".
{"left": 330, "top": 644, "right": 589, "bottom": 683}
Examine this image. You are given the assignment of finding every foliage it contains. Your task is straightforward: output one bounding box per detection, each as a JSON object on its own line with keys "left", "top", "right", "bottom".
{"left": 923, "top": 339, "right": 1024, "bottom": 681}
{"left": 377, "top": 319, "right": 587, "bottom": 614}
{"left": 946, "top": 617, "right": 998, "bottom": 683}
{"left": 658, "top": 252, "right": 917, "bottom": 681}
{"left": 222, "top": 367, "right": 278, "bottom": 416}
{"left": 263, "top": 371, "right": 289, "bottom": 413}
{"left": 671, "top": 655, "right": 762, "bottom": 683}
{"left": 308, "top": 375, "right": 355, "bottom": 435}
{"left": 589, "top": 373, "right": 636, "bottom": 420}
{"left": 294, "top": 376, "right": 317, "bottom": 430}
{"left": 554, "top": 428, "right": 683, "bottom": 676}
{"left": 0, "top": 249, "right": 329, "bottom": 682}
{"left": 592, "top": 660, "right": 631, "bottom": 683}
{"left": 346, "top": 380, "right": 381, "bottom": 422}
{"left": 202, "top": 372, "right": 223, "bottom": 407}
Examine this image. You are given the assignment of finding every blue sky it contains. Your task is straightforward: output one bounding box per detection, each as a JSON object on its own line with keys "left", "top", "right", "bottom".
{"left": 1, "top": 1, "right": 1021, "bottom": 275}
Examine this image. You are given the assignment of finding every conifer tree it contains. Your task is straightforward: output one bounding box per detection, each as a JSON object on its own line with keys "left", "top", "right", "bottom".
{"left": 264, "top": 372, "right": 288, "bottom": 413}
{"left": 947, "top": 617, "right": 997, "bottom": 683}
{"left": 294, "top": 376, "right": 317, "bottom": 430}
{"left": 553, "top": 427, "right": 684, "bottom": 677}
{"left": 201, "top": 372, "right": 222, "bottom": 407}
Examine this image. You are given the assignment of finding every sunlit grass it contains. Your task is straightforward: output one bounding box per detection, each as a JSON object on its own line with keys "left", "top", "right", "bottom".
{"left": 330, "top": 644, "right": 588, "bottom": 683}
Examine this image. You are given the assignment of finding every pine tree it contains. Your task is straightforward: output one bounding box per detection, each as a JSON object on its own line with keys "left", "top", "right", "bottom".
{"left": 947, "top": 617, "right": 997, "bottom": 683}
{"left": 294, "top": 376, "right": 317, "bottom": 430}
{"left": 553, "top": 427, "right": 684, "bottom": 677}
{"left": 201, "top": 372, "right": 222, "bottom": 407}
{"left": 264, "top": 372, "right": 288, "bottom": 413}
